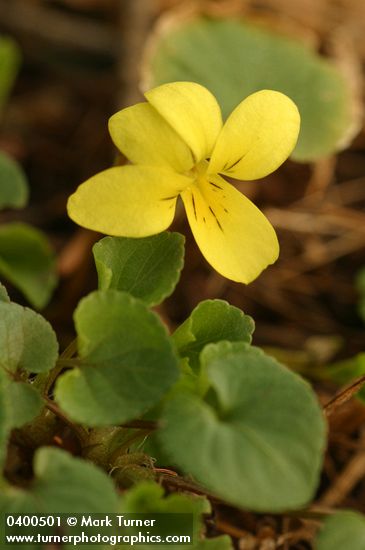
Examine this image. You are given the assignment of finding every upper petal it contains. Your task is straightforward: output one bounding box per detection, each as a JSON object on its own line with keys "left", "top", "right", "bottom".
{"left": 68, "top": 165, "right": 192, "bottom": 237}
{"left": 145, "top": 82, "right": 223, "bottom": 165}
{"left": 181, "top": 174, "right": 279, "bottom": 283}
{"left": 109, "top": 102, "right": 194, "bottom": 172}
{"left": 208, "top": 90, "right": 300, "bottom": 180}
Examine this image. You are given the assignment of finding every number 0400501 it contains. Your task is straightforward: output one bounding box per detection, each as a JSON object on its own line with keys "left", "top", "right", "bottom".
{"left": 6, "top": 515, "right": 61, "bottom": 527}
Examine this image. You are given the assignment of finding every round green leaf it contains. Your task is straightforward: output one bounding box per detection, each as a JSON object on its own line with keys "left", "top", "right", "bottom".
{"left": 0, "top": 301, "right": 58, "bottom": 373}
{"left": 55, "top": 290, "right": 179, "bottom": 426}
{"left": 0, "top": 222, "right": 58, "bottom": 309}
{"left": 316, "top": 511, "right": 365, "bottom": 550}
{"left": 0, "top": 446, "right": 119, "bottom": 513}
{"left": 159, "top": 342, "right": 326, "bottom": 512}
{"left": 93, "top": 232, "right": 185, "bottom": 307}
{"left": 145, "top": 17, "right": 355, "bottom": 161}
{"left": 0, "top": 151, "right": 29, "bottom": 210}
{"left": 3, "top": 378, "right": 43, "bottom": 429}
{"left": 0, "top": 369, "right": 43, "bottom": 470}
{"left": 173, "top": 300, "right": 254, "bottom": 370}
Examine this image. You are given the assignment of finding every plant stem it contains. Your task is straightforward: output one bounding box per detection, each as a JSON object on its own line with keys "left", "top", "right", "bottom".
{"left": 323, "top": 374, "right": 365, "bottom": 417}
{"left": 33, "top": 339, "right": 79, "bottom": 396}
{"left": 60, "top": 338, "right": 78, "bottom": 360}
{"left": 119, "top": 420, "right": 158, "bottom": 431}
{"left": 44, "top": 397, "right": 88, "bottom": 445}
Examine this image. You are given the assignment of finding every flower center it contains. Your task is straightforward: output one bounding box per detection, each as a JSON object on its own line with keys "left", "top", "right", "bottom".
{"left": 187, "top": 159, "right": 209, "bottom": 188}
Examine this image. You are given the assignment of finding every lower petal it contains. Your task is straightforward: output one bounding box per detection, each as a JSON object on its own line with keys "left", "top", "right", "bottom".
{"left": 181, "top": 175, "right": 279, "bottom": 283}
{"left": 68, "top": 165, "right": 192, "bottom": 237}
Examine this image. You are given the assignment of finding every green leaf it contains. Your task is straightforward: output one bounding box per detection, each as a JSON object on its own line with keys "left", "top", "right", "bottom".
{"left": 0, "top": 447, "right": 119, "bottom": 543}
{"left": 146, "top": 17, "right": 354, "bottom": 161}
{"left": 55, "top": 290, "right": 179, "bottom": 426}
{"left": 121, "top": 480, "right": 210, "bottom": 515}
{"left": 93, "top": 232, "right": 185, "bottom": 307}
{"left": 0, "top": 300, "right": 59, "bottom": 373}
{"left": 0, "top": 222, "right": 58, "bottom": 309}
{"left": 159, "top": 342, "right": 326, "bottom": 512}
{"left": 0, "top": 369, "right": 43, "bottom": 469}
{"left": 316, "top": 511, "right": 365, "bottom": 550}
{"left": 118, "top": 481, "right": 231, "bottom": 550}
{"left": 3, "top": 377, "right": 43, "bottom": 429}
{"left": 0, "top": 36, "right": 20, "bottom": 108}
{"left": 0, "top": 151, "right": 29, "bottom": 210}
{"left": 0, "top": 282, "right": 9, "bottom": 302}
{"left": 172, "top": 300, "right": 254, "bottom": 370}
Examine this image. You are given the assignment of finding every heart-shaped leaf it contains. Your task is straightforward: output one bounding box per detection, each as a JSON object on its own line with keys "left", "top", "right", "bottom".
{"left": 145, "top": 17, "right": 356, "bottom": 161}
{"left": 93, "top": 232, "right": 184, "bottom": 307}
{"left": 173, "top": 300, "right": 254, "bottom": 370}
{"left": 159, "top": 342, "right": 326, "bottom": 511}
{"left": 0, "top": 446, "right": 118, "bottom": 512}
{"left": 55, "top": 290, "right": 179, "bottom": 426}
{"left": 0, "top": 301, "right": 58, "bottom": 374}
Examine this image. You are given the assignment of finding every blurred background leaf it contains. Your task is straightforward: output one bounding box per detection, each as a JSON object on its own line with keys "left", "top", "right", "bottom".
{"left": 0, "top": 151, "right": 29, "bottom": 210}
{"left": 0, "top": 223, "right": 58, "bottom": 309}
{"left": 0, "top": 35, "right": 20, "bottom": 110}
{"left": 144, "top": 17, "right": 357, "bottom": 161}
{"left": 316, "top": 511, "right": 365, "bottom": 550}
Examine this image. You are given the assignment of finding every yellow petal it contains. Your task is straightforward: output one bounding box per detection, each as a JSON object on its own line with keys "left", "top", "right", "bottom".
{"left": 208, "top": 90, "right": 300, "bottom": 180}
{"left": 108, "top": 103, "right": 194, "bottom": 172}
{"left": 145, "top": 82, "right": 223, "bottom": 165}
{"left": 68, "top": 165, "right": 192, "bottom": 237}
{"left": 181, "top": 174, "right": 279, "bottom": 283}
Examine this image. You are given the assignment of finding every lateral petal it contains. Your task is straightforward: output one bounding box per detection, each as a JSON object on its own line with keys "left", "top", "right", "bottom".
{"left": 181, "top": 174, "right": 279, "bottom": 283}
{"left": 145, "top": 82, "right": 223, "bottom": 165}
{"left": 109, "top": 102, "right": 194, "bottom": 172}
{"left": 209, "top": 90, "right": 300, "bottom": 180}
{"left": 68, "top": 166, "right": 192, "bottom": 237}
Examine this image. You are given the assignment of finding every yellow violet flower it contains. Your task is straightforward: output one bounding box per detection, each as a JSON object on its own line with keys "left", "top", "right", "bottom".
{"left": 68, "top": 82, "right": 300, "bottom": 283}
